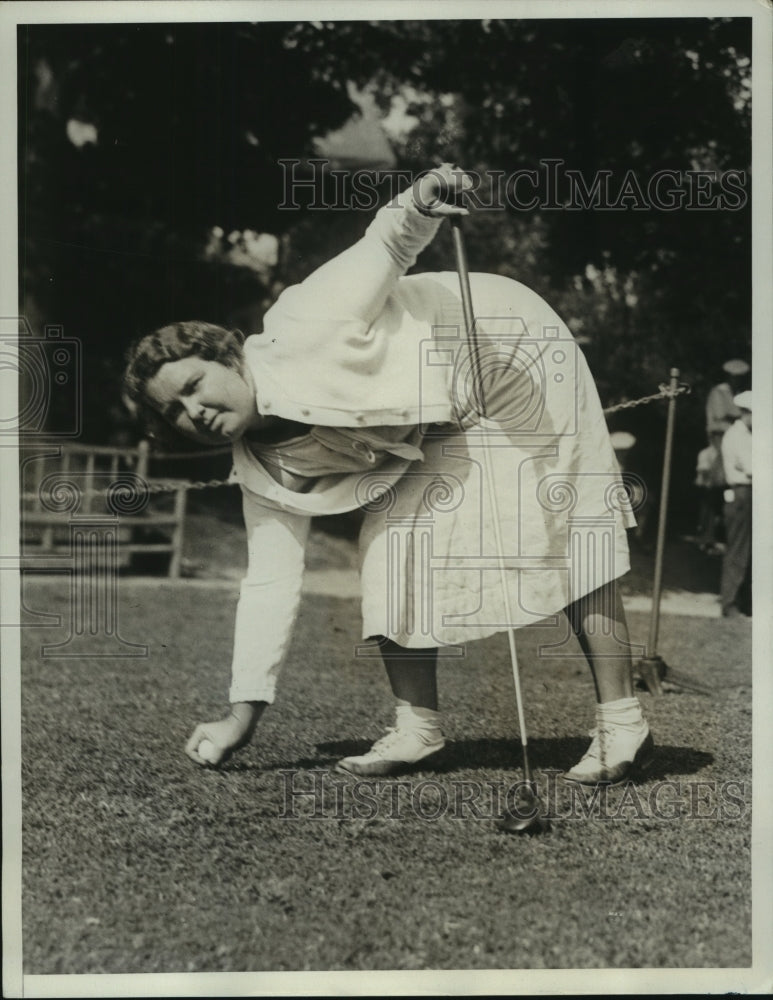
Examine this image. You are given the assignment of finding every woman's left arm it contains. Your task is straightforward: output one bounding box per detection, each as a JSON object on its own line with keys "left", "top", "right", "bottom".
{"left": 277, "top": 164, "right": 472, "bottom": 327}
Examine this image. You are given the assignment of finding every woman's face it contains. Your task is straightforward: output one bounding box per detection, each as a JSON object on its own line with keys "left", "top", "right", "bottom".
{"left": 145, "top": 356, "right": 261, "bottom": 445}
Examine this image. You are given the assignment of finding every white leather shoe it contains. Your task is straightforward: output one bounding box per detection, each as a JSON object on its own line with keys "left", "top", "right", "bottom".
{"left": 336, "top": 727, "right": 445, "bottom": 777}
{"left": 563, "top": 723, "right": 655, "bottom": 786}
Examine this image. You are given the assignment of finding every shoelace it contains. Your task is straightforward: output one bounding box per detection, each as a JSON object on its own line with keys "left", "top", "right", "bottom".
{"left": 369, "top": 726, "right": 438, "bottom": 758}
{"left": 580, "top": 724, "right": 614, "bottom": 765}
{"left": 369, "top": 727, "right": 405, "bottom": 757}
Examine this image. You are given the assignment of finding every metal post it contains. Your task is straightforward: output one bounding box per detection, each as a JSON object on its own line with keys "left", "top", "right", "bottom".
{"left": 636, "top": 368, "right": 680, "bottom": 695}
{"left": 648, "top": 368, "right": 680, "bottom": 657}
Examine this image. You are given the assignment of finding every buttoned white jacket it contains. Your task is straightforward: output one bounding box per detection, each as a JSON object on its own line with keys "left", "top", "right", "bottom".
{"left": 226, "top": 191, "right": 574, "bottom": 702}
{"left": 228, "top": 192, "right": 449, "bottom": 702}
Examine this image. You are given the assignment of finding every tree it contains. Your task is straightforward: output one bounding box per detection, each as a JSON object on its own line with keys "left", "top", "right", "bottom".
{"left": 19, "top": 17, "right": 751, "bottom": 466}
{"left": 19, "top": 22, "right": 363, "bottom": 438}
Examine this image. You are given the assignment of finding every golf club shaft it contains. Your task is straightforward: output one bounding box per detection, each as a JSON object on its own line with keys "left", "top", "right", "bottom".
{"left": 451, "top": 217, "right": 533, "bottom": 787}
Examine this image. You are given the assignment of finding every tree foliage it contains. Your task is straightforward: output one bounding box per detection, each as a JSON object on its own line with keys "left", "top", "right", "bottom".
{"left": 19, "top": 17, "right": 751, "bottom": 459}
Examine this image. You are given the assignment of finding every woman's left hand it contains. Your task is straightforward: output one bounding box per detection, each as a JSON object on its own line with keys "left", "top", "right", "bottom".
{"left": 412, "top": 162, "right": 475, "bottom": 217}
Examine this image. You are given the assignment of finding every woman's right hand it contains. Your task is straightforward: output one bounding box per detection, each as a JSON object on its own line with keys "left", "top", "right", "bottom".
{"left": 412, "top": 163, "right": 475, "bottom": 217}
{"left": 184, "top": 701, "right": 266, "bottom": 767}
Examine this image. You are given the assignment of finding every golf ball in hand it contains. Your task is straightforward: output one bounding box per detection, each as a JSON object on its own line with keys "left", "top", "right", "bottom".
{"left": 198, "top": 739, "right": 218, "bottom": 763}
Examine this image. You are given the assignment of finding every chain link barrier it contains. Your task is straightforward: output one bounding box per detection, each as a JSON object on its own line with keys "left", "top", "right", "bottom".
{"left": 21, "top": 477, "right": 234, "bottom": 504}
{"left": 602, "top": 381, "right": 690, "bottom": 416}
{"left": 22, "top": 380, "right": 691, "bottom": 504}
{"left": 149, "top": 446, "right": 231, "bottom": 460}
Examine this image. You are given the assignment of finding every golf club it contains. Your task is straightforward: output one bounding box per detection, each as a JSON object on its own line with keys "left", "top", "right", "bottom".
{"left": 450, "top": 215, "right": 550, "bottom": 836}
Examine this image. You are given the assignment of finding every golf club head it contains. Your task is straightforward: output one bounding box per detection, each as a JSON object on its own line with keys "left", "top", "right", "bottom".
{"left": 495, "top": 784, "right": 551, "bottom": 836}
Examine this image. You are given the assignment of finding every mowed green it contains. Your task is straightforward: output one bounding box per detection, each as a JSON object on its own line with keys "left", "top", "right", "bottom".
{"left": 20, "top": 579, "right": 751, "bottom": 973}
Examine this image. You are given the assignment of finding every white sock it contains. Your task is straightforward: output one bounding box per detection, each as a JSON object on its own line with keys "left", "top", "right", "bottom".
{"left": 395, "top": 699, "right": 442, "bottom": 735}
{"left": 597, "top": 696, "right": 646, "bottom": 729}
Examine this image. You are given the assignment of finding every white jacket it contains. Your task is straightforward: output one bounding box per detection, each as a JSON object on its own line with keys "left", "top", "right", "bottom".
{"left": 242, "top": 194, "right": 450, "bottom": 429}
{"left": 229, "top": 190, "right": 445, "bottom": 702}
{"left": 226, "top": 190, "right": 592, "bottom": 702}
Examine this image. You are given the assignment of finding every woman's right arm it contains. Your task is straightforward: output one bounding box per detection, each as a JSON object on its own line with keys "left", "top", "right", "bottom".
{"left": 185, "top": 492, "right": 310, "bottom": 766}
{"left": 272, "top": 164, "right": 472, "bottom": 329}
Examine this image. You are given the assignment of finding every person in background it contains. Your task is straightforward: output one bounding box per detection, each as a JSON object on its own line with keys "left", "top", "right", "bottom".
{"left": 719, "top": 390, "right": 752, "bottom": 618}
{"left": 706, "top": 358, "right": 750, "bottom": 452}
{"left": 694, "top": 439, "right": 726, "bottom": 554}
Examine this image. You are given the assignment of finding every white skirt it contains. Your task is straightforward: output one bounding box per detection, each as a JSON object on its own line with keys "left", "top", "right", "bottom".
{"left": 358, "top": 276, "right": 635, "bottom": 648}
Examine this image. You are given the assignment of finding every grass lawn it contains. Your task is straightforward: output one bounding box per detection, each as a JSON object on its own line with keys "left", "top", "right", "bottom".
{"left": 19, "top": 566, "right": 752, "bottom": 974}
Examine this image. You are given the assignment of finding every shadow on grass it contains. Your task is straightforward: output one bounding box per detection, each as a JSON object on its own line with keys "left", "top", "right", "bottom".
{"left": 201, "top": 737, "right": 713, "bottom": 780}
{"left": 311, "top": 737, "right": 713, "bottom": 780}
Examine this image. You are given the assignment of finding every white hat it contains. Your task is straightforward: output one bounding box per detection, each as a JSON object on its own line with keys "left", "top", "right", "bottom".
{"left": 723, "top": 359, "right": 750, "bottom": 376}
{"left": 733, "top": 390, "right": 752, "bottom": 411}
{"left": 609, "top": 430, "right": 636, "bottom": 451}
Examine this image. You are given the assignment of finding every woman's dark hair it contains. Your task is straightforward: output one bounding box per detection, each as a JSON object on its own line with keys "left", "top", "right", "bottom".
{"left": 123, "top": 321, "right": 245, "bottom": 446}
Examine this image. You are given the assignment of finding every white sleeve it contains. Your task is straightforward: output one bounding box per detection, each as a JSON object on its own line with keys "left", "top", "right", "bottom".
{"left": 271, "top": 187, "right": 442, "bottom": 329}
{"left": 363, "top": 186, "right": 444, "bottom": 274}
{"left": 228, "top": 489, "right": 311, "bottom": 704}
